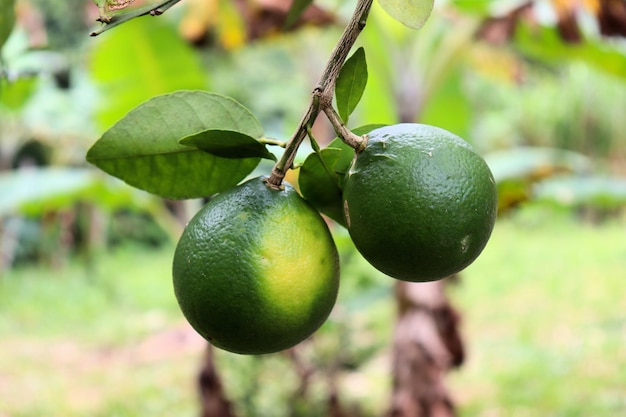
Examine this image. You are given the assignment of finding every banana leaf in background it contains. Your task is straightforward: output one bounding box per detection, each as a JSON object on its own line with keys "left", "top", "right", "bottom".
{"left": 484, "top": 147, "right": 592, "bottom": 212}
{"left": 0, "top": 167, "right": 181, "bottom": 238}
{"left": 0, "top": 167, "right": 182, "bottom": 269}
{"left": 485, "top": 146, "right": 626, "bottom": 215}
{"left": 533, "top": 176, "right": 626, "bottom": 211}
{"left": 0, "top": 167, "right": 157, "bottom": 216}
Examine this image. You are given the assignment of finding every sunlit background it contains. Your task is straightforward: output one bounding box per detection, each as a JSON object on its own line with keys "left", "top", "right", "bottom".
{"left": 1, "top": 0, "right": 625, "bottom": 415}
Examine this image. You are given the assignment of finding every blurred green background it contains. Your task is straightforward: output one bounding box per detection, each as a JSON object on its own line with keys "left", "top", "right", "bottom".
{"left": 1, "top": 0, "right": 625, "bottom": 415}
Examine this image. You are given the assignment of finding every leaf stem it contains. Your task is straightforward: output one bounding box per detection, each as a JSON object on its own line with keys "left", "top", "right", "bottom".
{"left": 307, "top": 125, "right": 340, "bottom": 180}
{"left": 266, "top": 0, "right": 373, "bottom": 189}
{"left": 259, "top": 138, "right": 287, "bottom": 148}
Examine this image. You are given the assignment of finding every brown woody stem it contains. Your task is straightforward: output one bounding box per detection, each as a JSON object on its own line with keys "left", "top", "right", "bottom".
{"left": 323, "top": 105, "right": 367, "bottom": 152}
{"left": 266, "top": 0, "right": 373, "bottom": 189}
{"left": 90, "top": 0, "right": 182, "bottom": 36}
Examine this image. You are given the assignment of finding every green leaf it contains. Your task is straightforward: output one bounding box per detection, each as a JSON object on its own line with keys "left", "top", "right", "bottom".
{"left": 180, "top": 129, "right": 276, "bottom": 161}
{"left": 298, "top": 124, "right": 386, "bottom": 225}
{"left": 0, "top": 167, "right": 156, "bottom": 216}
{"left": 90, "top": 18, "right": 207, "bottom": 129}
{"left": 378, "top": 0, "right": 434, "bottom": 30}
{"left": 485, "top": 147, "right": 591, "bottom": 184}
{"left": 0, "top": 0, "right": 15, "bottom": 50}
{"left": 450, "top": 0, "right": 490, "bottom": 15}
{"left": 534, "top": 176, "right": 626, "bottom": 209}
{"left": 484, "top": 147, "right": 592, "bottom": 212}
{"left": 0, "top": 77, "right": 37, "bottom": 110}
{"left": 299, "top": 148, "right": 346, "bottom": 226}
{"left": 86, "top": 91, "right": 264, "bottom": 199}
{"left": 419, "top": 69, "right": 471, "bottom": 139}
{"left": 515, "top": 24, "right": 626, "bottom": 81}
{"left": 284, "top": 0, "right": 313, "bottom": 29}
{"left": 335, "top": 47, "right": 368, "bottom": 123}
{"left": 326, "top": 138, "right": 355, "bottom": 188}
{"left": 0, "top": 168, "right": 93, "bottom": 215}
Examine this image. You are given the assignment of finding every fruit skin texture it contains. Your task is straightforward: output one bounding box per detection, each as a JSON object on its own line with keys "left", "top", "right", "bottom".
{"left": 342, "top": 123, "right": 497, "bottom": 282}
{"left": 172, "top": 177, "right": 340, "bottom": 355}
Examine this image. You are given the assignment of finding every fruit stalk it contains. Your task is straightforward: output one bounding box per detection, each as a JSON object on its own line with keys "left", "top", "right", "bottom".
{"left": 266, "top": 0, "right": 374, "bottom": 188}
{"left": 323, "top": 105, "right": 367, "bottom": 151}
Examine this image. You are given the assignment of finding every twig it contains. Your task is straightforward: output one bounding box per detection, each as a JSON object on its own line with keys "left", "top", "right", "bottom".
{"left": 90, "top": 0, "right": 183, "bottom": 36}
{"left": 266, "top": 0, "right": 373, "bottom": 189}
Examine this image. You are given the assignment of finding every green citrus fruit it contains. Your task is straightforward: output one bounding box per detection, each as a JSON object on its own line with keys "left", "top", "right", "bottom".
{"left": 172, "top": 176, "right": 340, "bottom": 355}
{"left": 342, "top": 123, "right": 497, "bottom": 282}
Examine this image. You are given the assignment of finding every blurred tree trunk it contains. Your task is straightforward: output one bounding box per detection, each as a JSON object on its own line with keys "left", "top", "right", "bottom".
{"left": 385, "top": 278, "right": 464, "bottom": 417}
{"left": 198, "top": 345, "right": 237, "bottom": 417}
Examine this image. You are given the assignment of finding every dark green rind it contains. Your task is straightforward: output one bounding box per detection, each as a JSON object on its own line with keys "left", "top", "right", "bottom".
{"left": 343, "top": 123, "right": 497, "bottom": 282}
{"left": 172, "top": 177, "right": 339, "bottom": 354}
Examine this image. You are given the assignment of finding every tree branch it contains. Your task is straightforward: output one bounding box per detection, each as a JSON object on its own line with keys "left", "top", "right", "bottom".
{"left": 266, "top": 0, "right": 373, "bottom": 189}
{"left": 90, "top": 0, "right": 183, "bottom": 36}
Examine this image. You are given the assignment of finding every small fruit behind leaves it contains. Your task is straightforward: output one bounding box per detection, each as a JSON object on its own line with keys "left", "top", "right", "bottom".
{"left": 172, "top": 176, "right": 340, "bottom": 355}
{"left": 342, "top": 124, "right": 497, "bottom": 282}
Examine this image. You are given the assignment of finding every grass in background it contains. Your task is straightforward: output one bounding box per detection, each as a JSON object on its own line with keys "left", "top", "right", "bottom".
{"left": 0, "top": 245, "right": 202, "bottom": 417}
{"left": 1, "top": 208, "right": 624, "bottom": 416}
{"left": 450, "top": 206, "right": 626, "bottom": 416}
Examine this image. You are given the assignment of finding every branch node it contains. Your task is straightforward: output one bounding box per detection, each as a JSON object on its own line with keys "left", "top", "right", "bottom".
{"left": 355, "top": 134, "right": 368, "bottom": 152}
{"left": 265, "top": 173, "right": 285, "bottom": 190}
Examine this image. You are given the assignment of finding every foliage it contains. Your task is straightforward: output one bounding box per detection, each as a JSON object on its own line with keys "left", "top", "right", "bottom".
{"left": 0, "top": 2, "right": 624, "bottom": 260}
{"left": 0, "top": 167, "right": 174, "bottom": 268}
{"left": 85, "top": 2, "right": 377, "bottom": 200}
{"left": 0, "top": 167, "right": 154, "bottom": 215}
{"left": 0, "top": 0, "right": 15, "bottom": 51}
{"left": 378, "top": 0, "right": 433, "bottom": 29}
{"left": 468, "top": 62, "right": 626, "bottom": 159}
{"left": 335, "top": 47, "right": 368, "bottom": 124}
{"left": 298, "top": 125, "right": 384, "bottom": 225}
{"left": 515, "top": 23, "right": 626, "bottom": 82}
{"left": 90, "top": 18, "right": 208, "bottom": 129}
{"left": 534, "top": 175, "right": 626, "bottom": 213}
{"left": 86, "top": 91, "right": 264, "bottom": 198}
